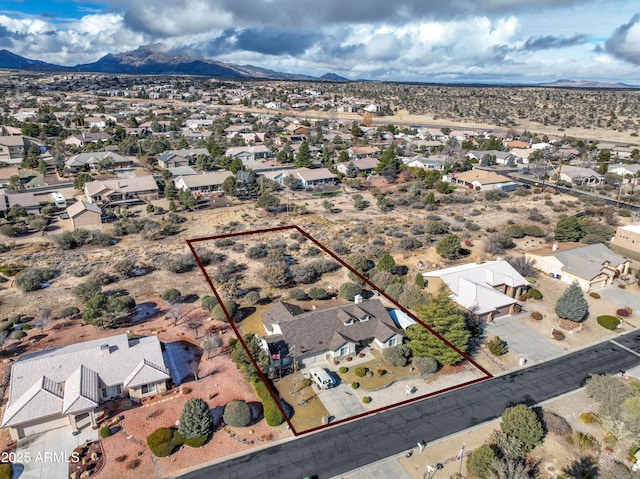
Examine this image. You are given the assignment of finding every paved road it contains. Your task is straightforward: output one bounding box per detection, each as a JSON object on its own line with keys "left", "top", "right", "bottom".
{"left": 179, "top": 331, "right": 640, "bottom": 479}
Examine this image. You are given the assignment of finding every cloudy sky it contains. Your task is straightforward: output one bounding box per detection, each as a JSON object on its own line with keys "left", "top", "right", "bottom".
{"left": 1, "top": 0, "right": 640, "bottom": 84}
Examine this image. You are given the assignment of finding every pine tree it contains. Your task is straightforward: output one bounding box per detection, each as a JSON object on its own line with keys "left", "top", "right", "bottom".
{"left": 555, "top": 282, "right": 588, "bottom": 322}
{"left": 178, "top": 398, "right": 213, "bottom": 439}
{"left": 294, "top": 140, "right": 311, "bottom": 167}
{"left": 406, "top": 286, "right": 470, "bottom": 365}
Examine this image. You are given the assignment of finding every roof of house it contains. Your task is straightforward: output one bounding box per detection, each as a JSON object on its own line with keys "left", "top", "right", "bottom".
{"left": 2, "top": 334, "right": 169, "bottom": 428}
{"left": 526, "top": 243, "right": 626, "bottom": 281}
{"left": 175, "top": 171, "right": 233, "bottom": 188}
{"left": 451, "top": 169, "right": 511, "bottom": 185}
{"left": 353, "top": 157, "right": 379, "bottom": 169}
{"left": 295, "top": 167, "right": 337, "bottom": 182}
{"left": 0, "top": 167, "right": 20, "bottom": 181}
{"left": 0, "top": 136, "right": 26, "bottom": 147}
{"left": 423, "top": 260, "right": 528, "bottom": 315}
{"left": 225, "top": 145, "right": 272, "bottom": 156}
{"left": 65, "top": 151, "right": 130, "bottom": 168}
{"left": 560, "top": 165, "right": 603, "bottom": 180}
{"left": 84, "top": 175, "right": 158, "bottom": 197}
{"left": 263, "top": 299, "right": 403, "bottom": 357}
{"left": 66, "top": 200, "right": 102, "bottom": 218}
{"left": 349, "top": 146, "right": 380, "bottom": 155}
{"left": 617, "top": 224, "right": 640, "bottom": 235}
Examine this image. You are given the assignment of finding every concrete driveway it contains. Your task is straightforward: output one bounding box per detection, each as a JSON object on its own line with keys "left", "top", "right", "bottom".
{"left": 485, "top": 314, "right": 563, "bottom": 364}
{"left": 316, "top": 383, "right": 366, "bottom": 421}
{"left": 15, "top": 425, "right": 98, "bottom": 479}
{"left": 594, "top": 285, "right": 640, "bottom": 312}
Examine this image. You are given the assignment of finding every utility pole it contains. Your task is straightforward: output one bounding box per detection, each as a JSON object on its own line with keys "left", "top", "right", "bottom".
{"left": 554, "top": 159, "right": 563, "bottom": 195}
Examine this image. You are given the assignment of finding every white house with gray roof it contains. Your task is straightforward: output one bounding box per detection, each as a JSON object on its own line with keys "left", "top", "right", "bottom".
{"left": 1, "top": 334, "right": 170, "bottom": 440}
{"left": 525, "top": 242, "right": 630, "bottom": 291}
{"left": 423, "top": 260, "right": 529, "bottom": 322}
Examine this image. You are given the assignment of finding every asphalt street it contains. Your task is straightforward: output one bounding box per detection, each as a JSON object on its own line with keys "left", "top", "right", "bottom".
{"left": 179, "top": 331, "right": 640, "bottom": 479}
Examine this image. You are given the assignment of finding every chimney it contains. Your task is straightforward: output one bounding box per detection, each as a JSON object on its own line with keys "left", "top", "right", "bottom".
{"left": 100, "top": 344, "right": 110, "bottom": 356}
{"left": 354, "top": 294, "right": 363, "bottom": 304}
{"left": 552, "top": 243, "right": 559, "bottom": 252}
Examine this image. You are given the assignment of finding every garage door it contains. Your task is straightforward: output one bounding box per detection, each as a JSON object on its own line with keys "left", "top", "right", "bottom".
{"left": 20, "top": 416, "right": 69, "bottom": 437}
{"left": 590, "top": 279, "right": 607, "bottom": 290}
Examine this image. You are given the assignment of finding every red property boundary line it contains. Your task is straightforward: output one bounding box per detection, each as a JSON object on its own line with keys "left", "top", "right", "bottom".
{"left": 187, "top": 225, "right": 493, "bottom": 436}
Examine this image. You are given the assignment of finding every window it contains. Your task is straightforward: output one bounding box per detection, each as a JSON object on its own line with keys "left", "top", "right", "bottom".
{"left": 339, "top": 346, "right": 349, "bottom": 357}
{"left": 388, "top": 337, "right": 397, "bottom": 347}
{"left": 101, "top": 384, "right": 122, "bottom": 399}
{"left": 141, "top": 383, "right": 157, "bottom": 395}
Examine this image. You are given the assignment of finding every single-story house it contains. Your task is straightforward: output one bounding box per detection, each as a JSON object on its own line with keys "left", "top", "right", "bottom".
{"left": 3, "top": 192, "right": 41, "bottom": 214}
{"left": 609, "top": 164, "right": 640, "bottom": 179}
{"left": 445, "top": 169, "right": 512, "bottom": 191}
{"left": 403, "top": 155, "right": 447, "bottom": 171}
{"left": 294, "top": 167, "right": 337, "bottom": 188}
{"left": 525, "top": 242, "right": 630, "bottom": 291}
{"left": 0, "top": 167, "right": 20, "bottom": 188}
{"left": 261, "top": 298, "right": 404, "bottom": 367}
{"left": 174, "top": 171, "right": 234, "bottom": 194}
{"left": 63, "top": 132, "right": 112, "bottom": 148}
{"left": 157, "top": 148, "right": 209, "bottom": 169}
{"left": 64, "top": 151, "right": 131, "bottom": 173}
{"left": 337, "top": 157, "right": 379, "bottom": 176}
{"left": 225, "top": 145, "right": 272, "bottom": 162}
{"left": 423, "top": 260, "right": 529, "bottom": 322}
{"left": 466, "top": 150, "right": 517, "bottom": 167}
{"left": 67, "top": 200, "right": 102, "bottom": 229}
{"left": 284, "top": 124, "right": 310, "bottom": 135}
{"left": 559, "top": 166, "right": 604, "bottom": 186}
{"left": 348, "top": 146, "right": 380, "bottom": 159}
{"left": 614, "top": 224, "right": 640, "bottom": 251}
{"left": 1, "top": 334, "right": 170, "bottom": 440}
{"left": 84, "top": 176, "right": 159, "bottom": 205}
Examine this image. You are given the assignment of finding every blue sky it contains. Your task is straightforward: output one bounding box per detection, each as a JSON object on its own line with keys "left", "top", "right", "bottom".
{"left": 1, "top": 0, "right": 640, "bottom": 84}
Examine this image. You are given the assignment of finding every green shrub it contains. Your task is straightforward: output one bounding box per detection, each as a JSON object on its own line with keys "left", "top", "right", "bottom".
{"left": 223, "top": 400, "right": 252, "bottom": 427}
{"left": 487, "top": 336, "right": 507, "bottom": 356}
{"left": 338, "top": 366, "right": 348, "bottom": 374}
{"left": 201, "top": 295, "right": 218, "bottom": 311}
{"left": 597, "top": 315, "right": 620, "bottom": 330}
{"left": 161, "top": 288, "right": 181, "bottom": 303}
{"left": 146, "top": 428, "right": 177, "bottom": 457}
{"left": 55, "top": 306, "right": 80, "bottom": 319}
{"left": 15, "top": 267, "right": 57, "bottom": 292}
{"left": 10, "top": 330, "right": 26, "bottom": 341}
{"left": 99, "top": 425, "right": 112, "bottom": 438}
{"left": 0, "top": 321, "right": 12, "bottom": 332}
{"left": 0, "top": 264, "right": 24, "bottom": 276}
{"left": 413, "top": 357, "right": 439, "bottom": 374}
{"left": 181, "top": 434, "right": 207, "bottom": 448}
{"left": 351, "top": 382, "right": 360, "bottom": 389}
{"left": 288, "top": 288, "right": 308, "bottom": 301}
{"left": 362, "top": 397, "right": 372, "bottom": 404}
{"left": 354, "top": 367, "right": 366, "bottom": 377}
{"left": 382, "top": 344, "right": 412, "bottom": 367}
{"left": 527, "top": 289, "right": 543, "bottom": 300}
{"left": 251, "top": 379, "right": 285, "bottom": 426}
{"left": 589, "top": 292, "right": 601, "bottom": 299}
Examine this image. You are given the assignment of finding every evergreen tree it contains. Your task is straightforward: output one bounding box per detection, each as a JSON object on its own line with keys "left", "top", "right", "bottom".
{"left": 376, "top": 253, "right": 396, "bottom": 273}
{"left": 555, "top": 282, "right": 588, "bottom": 322}
{"left": 500, "top": 404, "right": 544, "bottom": 454}
{"left": 406, "top": 286, "right": 470, "bottom": 365}
{"left": 344, "top": 162, "right": 358, "bottom": 178}
{"left": 294, "top": 140, "right": 311, "bottom": 167}
{"left": 414, "top": 273, "right": 426, "bottom": 288}
{"left": 178, "top": 398, "right": 213, "bottom": 439}
{"left": 436, "top": 234, "right": 464, "bottom": 259}
{"left": 554, "top": 215, "right": 583, "bottom": 242}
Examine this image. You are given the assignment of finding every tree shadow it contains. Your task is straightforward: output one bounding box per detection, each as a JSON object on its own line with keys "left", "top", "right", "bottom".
{"left": 563, "top": 456, "right": 599, "bottom": 479}
{"left": 181, "top": 294, "right": 199, "bottom": 304}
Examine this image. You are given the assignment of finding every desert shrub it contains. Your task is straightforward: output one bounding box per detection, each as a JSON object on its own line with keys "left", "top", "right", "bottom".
{"left": 302, "top": 378, "right": 312, "bottom": 388}
{"left": 214, "top": 238, "right": 235, "bottom": 248}
{"left": 338, "top": 282, "right": 362, "bottom": 301}
{"left": 616, "top": 308, "right": 630, "bottom": 317}
{"left": 201, "top": 295, "right": 218, "bottom": 311}
{"left": 126, "top": 459, "right": 141, "bottom": 470}
{"left": 530, "top": 311, "right": 543, "bottom": 321}
{"left": 351, "top": 382, "right": 360, "bottom": 389}
{"left": 0, "top": 264, "right": 23, "bottom": 276}
{"left": 308, "top": 287, "right": 328, "bottom": 300}
{"left": 195, "top": 249, "right": 226, "bottom": 266}
{"left": 579, "top": 412, "right": 599, "bottom": 424}
{"left": 10, "top": 330, "right": 26, "bottom": 341}
{"left": 362, "top": 396, "right": 372, "bottom": 404}
{"left": 211, "top": 301, "right": 238, "bottom": 322}
{"left": 290, "top": 264, "right": 320, "bottom": 284}
{"left": 551, "top": 329, "right": 565, "bottom": 341}
{"left": 354, "top": 367, "right": 366, "bottom": 377}
{"left": 244, "top": 291, "right": 260, "bottom": 305}
{"left": 179, "top": 433, "right": 207, "bottom": 448}
{"left": 55, "top": 306, "right": 80, "bottom": 319}
{"left": 161, "top": 288, "right": 181, "bottom": 303}
{"left": 597, "top": 315, "right": 620, "bottom": 330}
{"left": 288, "top": 288, "right": 308, "bottom": 301}
{"left": 382, "top": 344, "right": 412, "bottom": 367}
{"left": 398, "top": 236, "right": 422, "bottom": 250}
{"left": 99, "top": 425, "right": 112, "bottom": 438}
{"left": 146, "top": 427, "right": 176, "bottom": 457}
{"left": 413, "top": 357, "right": 439, "bottom": 374}
{"left": 589, "top": 292, "right": 600, "bottom": 299}
{"left": 15, "top": 267, "right": 57, "bottom": 292}
{"left": 487, "top": 336, "right": 507, "bottom": 356}
{"left": 309, "top": 258, "right": 340, "bottom": 274}
{"left": 0, "top": 322, "right": 12, "bottom": 332}
{"left": 161, "top": 253, "right": 196, "bottom": 274}
{"left": 542, "top": 410, "right": 572, "bottom": 436}
{"left": 223, "top": 400, "right": 252, "bottom": 427}
{"left": 576, "top": 431, "right": 599, "bottom": 451}
{"left": 527, "top": 289, "right": 543, "bottom": 300}
{"left": 338, "top": 366, "right": 348, "bottom": 374}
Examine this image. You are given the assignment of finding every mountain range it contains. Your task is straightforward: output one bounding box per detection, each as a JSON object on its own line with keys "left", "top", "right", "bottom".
{"left": 0, "top": 46, "right": 349, "bottom": 81}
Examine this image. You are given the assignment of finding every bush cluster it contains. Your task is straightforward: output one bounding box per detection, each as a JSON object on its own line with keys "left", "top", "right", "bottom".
{"left": 15, "top": 267, "right": 57, "bottom": 292}
{"left": 55, "top": 229, "right": 113, "bottom": 249}
{"left": 55, "top": 306, "right": 80, "bottom": 319}
{"left": 526, "top": 289, "right": 543, "bottom": 300}
{"left": 146, "top": 428, "right": 181, "bottom": 457}
{"left": 412, "top": 357, "right": 439, "bottom": 374}
{"left": 382, "top": 344, "right": 412, "bottom": 367}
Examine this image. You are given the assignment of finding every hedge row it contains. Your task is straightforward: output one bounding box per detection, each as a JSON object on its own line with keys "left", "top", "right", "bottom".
{"left": 251, "top": 379, "right": 286, "bottom": 426}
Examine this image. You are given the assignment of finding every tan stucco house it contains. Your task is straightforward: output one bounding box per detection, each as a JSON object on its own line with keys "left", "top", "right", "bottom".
{"left": 1, "top": 334, "right": 170, "bottom": 440}
{"left": 614, "top": 224, "right": 640, "bottom": 251}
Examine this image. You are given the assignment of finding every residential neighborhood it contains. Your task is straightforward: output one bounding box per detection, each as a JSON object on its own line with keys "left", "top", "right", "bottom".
{"left": 0, "top": 72, "right": 638, "bottom": 479}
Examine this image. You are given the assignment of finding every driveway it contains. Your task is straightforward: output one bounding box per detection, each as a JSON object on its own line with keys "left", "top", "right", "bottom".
{"left": 485, "top": 314, "right": 563, "bottom": 364}
{"left": 15, "top": 424, "right": 98, "bottom": 479}
{"left": 316, "top": 384, "right": 366, "bottom": 421}
{"left": 594, "top": 285, "right": 640, "bottom": 312}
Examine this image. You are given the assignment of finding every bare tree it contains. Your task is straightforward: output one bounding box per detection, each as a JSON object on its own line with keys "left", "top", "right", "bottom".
{"left": 188, "top": 320, "right": 203, "bottom": 339}
{"left": 200, "top": 334, "right": 222, "bottom": 359}
{"left": 34, "top": 308, "right": 52, "bottom": 334}
{"left": 166, "top": 303, "right": 188, "bottom": 327}
{"left": 504, "top": 255, "right": 538, "bottom": 278}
